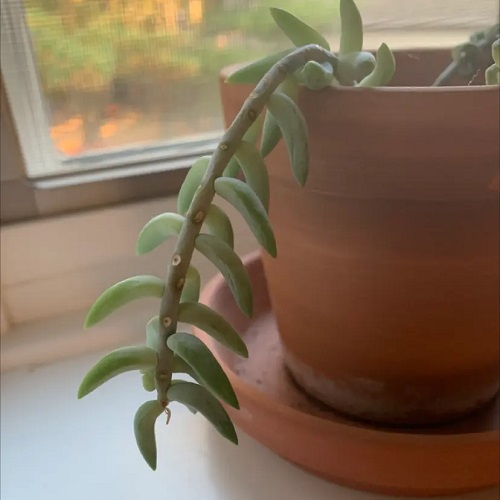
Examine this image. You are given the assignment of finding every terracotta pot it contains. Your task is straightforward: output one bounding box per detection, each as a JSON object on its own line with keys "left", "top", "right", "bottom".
{"left": 219, "top": 48, "right": 500, "bottom": 426}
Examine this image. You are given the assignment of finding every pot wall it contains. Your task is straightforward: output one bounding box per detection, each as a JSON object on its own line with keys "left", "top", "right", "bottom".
{"left": 220, "top": 49, "right": 500, "bottom": 425}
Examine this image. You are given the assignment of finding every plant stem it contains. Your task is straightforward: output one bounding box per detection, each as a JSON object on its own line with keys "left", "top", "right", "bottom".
{"left": 154, "top": 44, "right": 336, "bottom": 405}
{"left": 432, "top": 25, "right": 499, "bottom": 86}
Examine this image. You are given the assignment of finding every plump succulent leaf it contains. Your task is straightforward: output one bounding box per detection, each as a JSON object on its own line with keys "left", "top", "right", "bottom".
{"left": 178, "top": 301, "right": 248, "bottom": 358}
{"left": 177, "top": 156, "right": 210, "bottom": 215}
{"left": 357, "top": 43, "right": 395, "bottom": 87}
{"left": 142, "top": 371, "right": 156, "bottom": 392}
{"left": 267, "top": 92, "right": 309, "bottom": 187}
{"left": 214, "top": 177, "right": 276, "bottom": 257}
{"left": 85, "top": 276, "right": 164, "bottom": 328}
{"left": 78, "top": 346, "right": 157, "bottom": 398}
{"left": 167, "top": 381, "right": 238, "bottom": 444}
{"left": 298, "top": 61, "right": 334, "bottom": 90}
{"left": 269, "top": 7, "right": 330, "bottom": 50}
{"left": 146, "top": 316, "right": 160, "bottom": 351}
{"left": 195, "top": 233, "right": 253, "bottom": 317}
{"left": 235, "top": 141, "right": 270, "bottom": 212}
{"left": 224, "top": 117, "right": 262, "bottom": 178}
{"left": 225, "top": 49, "right": 293, "bottom": 84}
{"left": 224, "top": 157, "right": 241, "bottom": 178}
{"left": 260, "top": 77, "right": 299, "bottom": 157}
{"left": 167, "top": 332, "right": 239, "bottom": 408}
{"left": 485, "top": 64, "right": 500, "bottom": 84}
{"left": 339, "top": 0, "right": 363, "bottom": 55}
{"left": 204, "top": 204, "right": 234, "bottom": 249}
{"left": 337, "top": 52, "right": 376, "bottom": 84}
{"left": 244, "top": 114, "right": 263, "bottom": 143}
{"left": 136, "top": 213, "right": 184, "bottom": 255}
{"left": 134, "top": 400, "right": 163, "bottom": 470}
{"left": 492, "top": 38, "right": 500, "bottom": 66}
{"left": 181, "top": 265, "right": 201, "bottom": 303}
{"left": 260, "top": 111, "right": 281, "bottom": 158}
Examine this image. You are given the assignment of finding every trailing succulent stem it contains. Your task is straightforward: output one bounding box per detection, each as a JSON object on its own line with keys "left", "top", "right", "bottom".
{"left": 154, "top": 44, "right": 336, "bottom": 404}
{"left": 79, "top": 0, "right": 444, "bottom": 471}
{"left": 79, "top": 43, "right": 339, "bottom": 471}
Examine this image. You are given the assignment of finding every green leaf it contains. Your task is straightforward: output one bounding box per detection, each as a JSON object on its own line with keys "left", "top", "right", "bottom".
{"left": 269, "top": 7, "right": 330, "bottom": 50}
{"left": 172, "top": 355, "right": 198, "bottom": 379}
{"left": 178, "top": 302, "right": 248, "bottom": 358}
{"left": 244, "top": 114, "right": 263, "bottom": 144}
{"left": 142, "top": 372, "right": 156, "bottom": 392}
{"left": 177, "top": 156, "right": 211, "bottom": 215}
{"left": 336, "top": 52, "right": 376, "bottom": 84}
{"left": 85, "top": 276, "right": 164, "bottom": 328}
{"left": 195, "top": 233, "right": 253, "bottom": 317}
{"left": 260, "top": 111, "right": 281, "bottom": 158}
{"left": 167, "top": 381, "right": 238, "bottom": 445}
{"left": 492, "top": 39, "right": 500, "bottom": 67}
{"left": 224, "top": 118, "right": 264, "bottom": 178}
{"left": 485, "top": 63, "right": 500, "bottom": 85}
{"left": 235, "top": 141, "right": 270, "bottom": 212}
{"left": 298, "top": 61, "right": 334, "bottom": 90}
{"left": 339, "top": 0, "right": 364, "bottom": 55}
{"left": 223, "top": 157, "right": 241, "bottom": 178}
{"left": 181, "top": 266, "right": 201, "bottom": 303}
{"left": 136, "top": 213, "right": 184, "bottom": 255}
{"left": 357, "top": 43, "right": 395, "bottom": 87}
{"left": 267, "top": 92, "right": 309, "bottom": 187}
{"left": 78, "top": 346, "right": 157, "bottom": 398}
{"left": 167, "top": 333, "right": 239, "bottom": 409}
{"left": 146, "top": 316, "right": 160, "bottom": 351}
{"left": 134, "top": 400, "right": 163, "bottom": 470}
{"left": 204, "top": 204, "right": 234, "bottom": 249}
{"left": 225, "top": 49, "right": 293, "bottom": 84}
{"left": 261, "top": 77, "right": 298, "bottom": 158}
{"left": 214, "top": 177, "right": 276, "bottom": 257}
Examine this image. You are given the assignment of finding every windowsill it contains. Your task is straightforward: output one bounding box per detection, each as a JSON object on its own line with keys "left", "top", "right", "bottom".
{"left": 1, "top": 188, "right": 498, "bottom": 500}
{"left": 0, "top": 303, "right": 154, "bottom": 372}
{"left": 2, "top": 310, "right": 499, "bottom": 500}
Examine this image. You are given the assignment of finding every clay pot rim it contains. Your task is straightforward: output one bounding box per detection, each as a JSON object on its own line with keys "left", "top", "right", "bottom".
{"left": 198, "top": 250, "right": 499, "bottom": 447}
{"left": 220, "top": 47, "right": 498, "bottom": 94}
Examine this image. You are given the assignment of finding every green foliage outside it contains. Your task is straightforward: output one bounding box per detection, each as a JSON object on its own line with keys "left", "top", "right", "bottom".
{"left": 26, "top": 0, "right": 338, "bottom": 94}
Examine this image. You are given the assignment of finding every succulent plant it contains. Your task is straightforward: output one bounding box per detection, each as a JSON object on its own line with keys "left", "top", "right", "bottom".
{"left": 433, "top": 23, "right": 500, "bottom": 86}
{"left": 78, "top": 0, "right": 498, "bottom": 471}
{"left": 485, "top": 38, "right": 500, "bottom": 84}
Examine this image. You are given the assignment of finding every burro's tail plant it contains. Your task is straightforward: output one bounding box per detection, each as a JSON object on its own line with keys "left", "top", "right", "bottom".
{"left": 78, "top": 0, "right": 498, "bottom": 471}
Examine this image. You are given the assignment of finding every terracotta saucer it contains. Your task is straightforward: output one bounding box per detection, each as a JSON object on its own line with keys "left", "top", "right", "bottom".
{"left": 193, "top": 252, "right": 500, "bottom": 497}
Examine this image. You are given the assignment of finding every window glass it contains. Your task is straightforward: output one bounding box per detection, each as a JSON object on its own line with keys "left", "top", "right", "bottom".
{"left": 5, "top": 0, "right": 499, "bottom": 173}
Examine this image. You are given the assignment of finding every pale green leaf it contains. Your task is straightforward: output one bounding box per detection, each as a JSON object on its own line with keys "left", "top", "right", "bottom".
{"left": 167, "top": 333, "right": 239, "bottom": 408}
{"left": 167, "top": 381, "right": 238, "bottom": 444}
{"left": 214, "top": 177, "right": 276, "bottom": 257}
{"left": 178, "top": 301, "right": 248, "bottom": 358}
{"left": 195, "top": 233, "right": 253, "bottom": 317}
{"left": 85, "top": 276, "right": 164, "bottom": 328}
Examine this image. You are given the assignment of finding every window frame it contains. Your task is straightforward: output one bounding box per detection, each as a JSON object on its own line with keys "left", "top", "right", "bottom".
{"left": 0, "top": 0, "right": 223, "bottom": 223}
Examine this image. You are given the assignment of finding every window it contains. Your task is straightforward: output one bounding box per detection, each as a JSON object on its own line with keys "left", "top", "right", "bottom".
{"left": 0, "top": 0, "right": 498, "bottom": 223}
{"left": 2, "top": 0, "right": 351, "bottom": 179}
{"left": 1, "top": 0, "right": 497, "bottom": 217}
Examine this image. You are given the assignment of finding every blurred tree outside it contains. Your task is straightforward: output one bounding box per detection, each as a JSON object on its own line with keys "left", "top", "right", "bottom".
{"left": 24, "top": 0, "right": 337, "bottom": 157}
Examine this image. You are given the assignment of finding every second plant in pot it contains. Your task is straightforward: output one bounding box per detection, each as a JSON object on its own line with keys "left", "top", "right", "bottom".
{"left": 77, "top": 0, "right": 500, "bottom": 473}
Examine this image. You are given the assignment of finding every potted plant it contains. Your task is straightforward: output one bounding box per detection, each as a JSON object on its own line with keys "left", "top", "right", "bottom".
{"left": 220, "top": 5, "right": 500, "bottom": 427}
{"left": 77, "top": 0, "right": 499, "bottom": 489}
